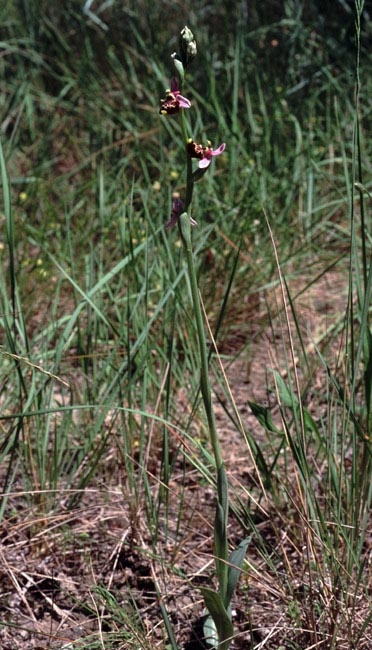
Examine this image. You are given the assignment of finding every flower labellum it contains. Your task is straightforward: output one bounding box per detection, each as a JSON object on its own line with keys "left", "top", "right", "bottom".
{"left": 159, "top": 78, "right": 191, "bottom": 116}
{"left": 187, "top": 139, "right": 226, "bottom": 169}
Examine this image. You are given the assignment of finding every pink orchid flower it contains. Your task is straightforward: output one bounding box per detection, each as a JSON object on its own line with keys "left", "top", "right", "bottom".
{"left": 159, "top": 78, "right": 191, "bottom": 116}
{"left": 198, "top": 142, "right": 226, "bottom": 168}
{"left": 187, "top": 139, "right": 226, "bottom": 169}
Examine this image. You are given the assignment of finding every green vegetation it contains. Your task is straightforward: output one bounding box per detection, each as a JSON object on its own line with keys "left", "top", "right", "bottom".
{"left": 1, "top": 1, "right": 372, "bottom": 648}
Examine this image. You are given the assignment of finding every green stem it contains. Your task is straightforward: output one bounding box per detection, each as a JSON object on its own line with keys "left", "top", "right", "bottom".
{"left": 178, "top": 212, "right": 229, "bottom": 611}
{"left": 179, "top": 213, "right": 223, "bottom": 470}
{"left": 179, "top": 107, "right": 194, "bottom": 211}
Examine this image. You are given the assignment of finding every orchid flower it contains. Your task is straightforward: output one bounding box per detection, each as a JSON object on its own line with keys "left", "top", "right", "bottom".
{"left": 187, "top": 139, "right": 226, "bottom": 168}
{"left": 159, "top": 78, "right": 191, "bottom": 115}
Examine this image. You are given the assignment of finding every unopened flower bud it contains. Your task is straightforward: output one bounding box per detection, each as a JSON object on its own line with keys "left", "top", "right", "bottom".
{"left": 186, "top": 39, "right": 197, "bottom": 60}
{"left": 179, "top": 26, "right": 197, "bottom": 67}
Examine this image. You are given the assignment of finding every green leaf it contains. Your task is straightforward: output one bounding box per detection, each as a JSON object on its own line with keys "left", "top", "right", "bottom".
{"left": 303, "top": 407, "right": 320, "bottom": 437}
{"left": 225, "top": 537, "right": 250, "bottom": 607}
{"left": 200, "top": 587, "right": 233, "bottom": 650}
{"left": 216, "top": 463, "right": 228, "bottom": 517}
{"left": 248, "top": 400, "right": 283, "bottom": 434}
{"left": 214, "top": 464, "right": 229, "bottom": 601}
{"left": 271, "top": 369, "right": 297, "bottom": 408}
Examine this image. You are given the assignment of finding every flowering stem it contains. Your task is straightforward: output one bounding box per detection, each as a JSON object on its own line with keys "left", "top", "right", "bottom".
{"left": 166, "top": 47, "right": 232, "bottom": 643}
{"left": 179, "top": 214, "right": 223, "bottom": 467}
{"left": 178, "top": 210, "right": 228, "bottom": 607}
{"left": 185, "top": 151, "right": 193, "bottom": 210}
{"left": 179, "top": 96, "right": 194, "bottom": 211}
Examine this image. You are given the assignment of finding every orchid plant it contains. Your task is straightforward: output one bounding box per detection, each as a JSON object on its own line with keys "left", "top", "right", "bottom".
{"left": 159, "top": 26, "right": 248, "bottom": 650}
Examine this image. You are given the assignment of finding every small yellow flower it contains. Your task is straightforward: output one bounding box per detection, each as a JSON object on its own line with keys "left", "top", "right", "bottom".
{"left": 170, "top": 170, "right": 179, "bottom": 180}
{"left": 36, "top": 258, "right": 43, "bottom": 266}
{"left": 19, "top": 191, "right": 27, "bottom": 202}
{"left": 152, "top": 180, "right": 161, "bottom": 191}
